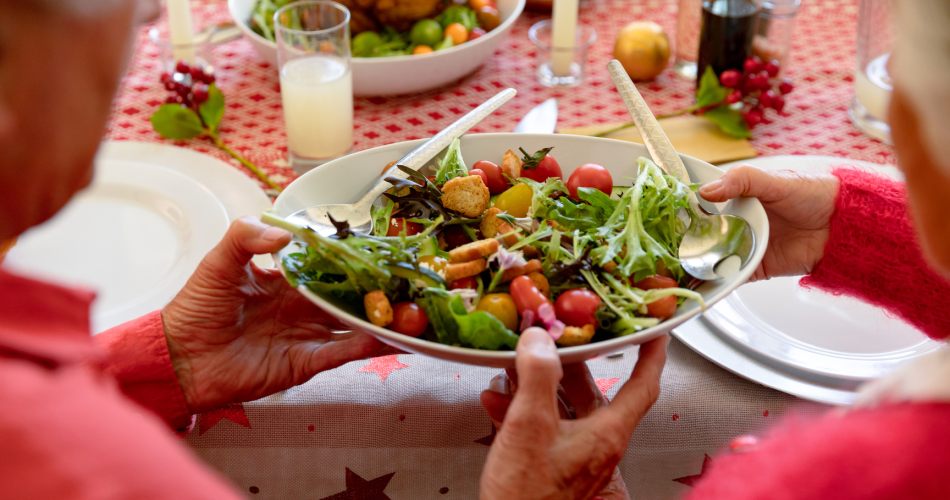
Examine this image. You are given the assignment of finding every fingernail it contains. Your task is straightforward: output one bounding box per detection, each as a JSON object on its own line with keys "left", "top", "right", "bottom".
{"left": 520, "top": 327, "right": 554, "bottom": 352}
{"left": 262, "top": 227, "right": 290, "bottom": 241}
{"left": 700, "top": 179, "right": 723, "bottom": 194}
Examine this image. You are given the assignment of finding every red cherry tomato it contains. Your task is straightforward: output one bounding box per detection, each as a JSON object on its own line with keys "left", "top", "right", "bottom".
{"left": 509, "top": 275, "right": 551, "bottom": 322}
{"left": 554, "top": 289, "right": 602, "bottom": 328}
{"left": 426, "top": 175, "right": 439, "bottom": 187}
{"left": 386, "top": 217, "right": 423, "bottom": 237}
{"left": 441, "top": 225, "right": 470, "bottom": 250}
{"left": 469, "top": 168, "right": 490, "bottom": 189}
{"left": 634, "top": 275, "right": 679, "bottom": 320}
{"left": 390, "top": 302, "right": 429, "bottom": 337}
{"left": 520, "top": 153, "right": 563, "bottom": 183}
{"left": 472, "top": 160, "right": 508, "bottom": 194}
{"left": 565, "top": 163, "right": 613, "bottom": 200}
{"left": 450, "top": 276, "right": 478, "bottom": 290}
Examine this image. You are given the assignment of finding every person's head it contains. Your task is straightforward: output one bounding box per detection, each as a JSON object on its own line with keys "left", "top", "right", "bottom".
{"left": 0, "top": 0, "right": 159, "bottom": 242}
{"left": 890, "top": 0, "right": 950, "bottom": 276}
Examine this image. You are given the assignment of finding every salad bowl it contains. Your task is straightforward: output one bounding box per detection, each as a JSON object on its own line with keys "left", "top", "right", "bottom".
{"left": 271, "top": 134, "right": 768, "bottom": 368}
{"left": 228, "top": 0, "right": 525, "bottom": 96}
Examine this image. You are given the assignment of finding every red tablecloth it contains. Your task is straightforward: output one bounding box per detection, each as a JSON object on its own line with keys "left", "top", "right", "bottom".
{"left": 106, "top": 0, "right": 893, "bottom": 191}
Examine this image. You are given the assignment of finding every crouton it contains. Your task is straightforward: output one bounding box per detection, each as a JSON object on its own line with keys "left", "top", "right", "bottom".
{"left": 502, "top": 149, "right": 522, "bottom": 179}
{"left": 441, "top": 175, "right": 490, "bottom": 218}
{"left": 444, "top": 258, "right": 488, "bottom": 283}
{"left": 480, "top": 207, "right": 520, "bottom": 247}
{"left": 602, "top": 261, "right": 618, "bottom": 273}
{"left": 501, "top": 259, "right": 543, "bottom": 282}
{"left": 364, "top": 290, "right": 393, "bottom": 327}
{"left": 449, "top": 238, "right": 500, "bottom": 263}
{"left": 557, "top": 324, "right": 596, "bottom": 347}
{"left": 522, "top": 245, "right": 539, "bottom": 258}
{"left": 527, "top": 271, "right": 549, "bottom": 297}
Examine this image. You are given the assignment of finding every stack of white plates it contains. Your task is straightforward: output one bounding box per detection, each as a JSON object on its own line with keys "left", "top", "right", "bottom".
{"left": 4, "top": 142, "right": 272, "bottom": 333}
{"left": 673, "top": 156, "right": 939, "bottom": 405}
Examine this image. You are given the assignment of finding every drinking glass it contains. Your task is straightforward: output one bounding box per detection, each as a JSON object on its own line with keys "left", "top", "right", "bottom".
{"left": 275, "top": 1, "right": 353, "bottom": 173}
{"left": 849, "top": 0, "right": 894, "bottom": 144}
{"left": 528, "top": 20, "right": 597, "bottom": 88}
{"left": 674, "top": 0, "right": 703, "bottom": 79}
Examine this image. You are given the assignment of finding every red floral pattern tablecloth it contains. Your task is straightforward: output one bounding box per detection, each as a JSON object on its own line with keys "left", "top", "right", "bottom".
{"left": 104, "top": 1, "right": 878, "bottom": 498}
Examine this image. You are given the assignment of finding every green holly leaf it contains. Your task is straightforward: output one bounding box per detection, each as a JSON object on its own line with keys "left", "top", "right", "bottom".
{"left": 150, "top": 104, "right": 204, "bottom": 139}
{"left": 703, "top": 106, "right": 752, "bottom": 138}
{"left": 696, "top": 66, "right": 730, "bottom": 108}
{"left": 199, "top": 83, "right": 225, "bottom": 132}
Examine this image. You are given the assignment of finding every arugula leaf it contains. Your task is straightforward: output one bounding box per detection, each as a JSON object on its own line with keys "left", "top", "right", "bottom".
{"left": 371, "top": 198, "right": 396, "bottom": 238}
{"left": 150, "top": 104, "right": 204, "bottom": 139}
{"left": 198, "top": 83, "right": 225, "bottom": 132}
{"left": 417, "top": 288, "right": 460, "bottom": 345}
{"left": 519, "top": 147, "right": 554, "bottom": 170}
{"left": 434, "top": 138, "right": 468, "bottom": 185}
{"left": 703, "top": 106, "right": 752, "bottom": 138}
{"left": 696, "top": 66, "right": 730, "bottom": 108}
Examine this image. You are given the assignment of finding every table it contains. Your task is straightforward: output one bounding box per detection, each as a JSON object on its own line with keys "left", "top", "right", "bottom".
{"left": 104, "top": 0, "right": 885, "bottom": 497}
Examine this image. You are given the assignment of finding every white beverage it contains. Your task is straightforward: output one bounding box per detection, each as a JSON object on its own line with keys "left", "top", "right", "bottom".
{"left": 854, "top": 53, "right": 892, "bottom": 121}
{"left": 280, "top": 56, "right": 353, "bottom": 161}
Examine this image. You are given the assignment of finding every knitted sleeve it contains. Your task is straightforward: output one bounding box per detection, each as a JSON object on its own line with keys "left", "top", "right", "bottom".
{"left": 799, "top": 168, "right": 950, "bottom": 338}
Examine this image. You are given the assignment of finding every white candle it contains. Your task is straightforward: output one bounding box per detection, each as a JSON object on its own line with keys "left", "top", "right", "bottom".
{"left": 166, "top": 0, "right": 196, "bottom": 63}
{"left": 551, "top": 0, "right": 579, "bottom": 77}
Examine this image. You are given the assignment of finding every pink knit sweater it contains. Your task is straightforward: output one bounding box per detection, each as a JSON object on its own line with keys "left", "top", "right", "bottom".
{"left": 686, "top": 168, "right": 950, "bottom": 499}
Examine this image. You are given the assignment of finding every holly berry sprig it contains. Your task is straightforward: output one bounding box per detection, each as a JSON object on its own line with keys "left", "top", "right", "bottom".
{"left": 150, "top": 61, "right": 282, "bottom": 193}
{"left": 596, "top": 56, "right": 794, "bottom": 139}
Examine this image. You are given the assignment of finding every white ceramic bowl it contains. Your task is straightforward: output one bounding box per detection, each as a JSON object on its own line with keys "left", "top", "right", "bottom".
{"left": 228, "top": 0, "right": 525, "bottom": 95}
{"left": 272, "top": 134, "right": 768, "bottom": 367}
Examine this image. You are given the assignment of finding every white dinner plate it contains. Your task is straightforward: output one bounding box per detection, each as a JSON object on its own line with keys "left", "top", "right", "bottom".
{"left": 5, "top": 160, "right": 230, "bottom": 333}
{"left": 672, "top": 156, "right": 938, "bottom": 402}
{"left": 96, "top": 141, "right": 274, "bottom": 267}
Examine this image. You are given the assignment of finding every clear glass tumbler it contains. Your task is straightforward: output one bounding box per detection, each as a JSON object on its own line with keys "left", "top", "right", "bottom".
{"left": 849, "top": 0, "right": 894, "bottom": 144}
{"left": 752, "top": 0, "right": 800, "bottom": 75}
{"left": 275, "top": 1, "right": 354, "bottom": 173}
{"left": 674, "top": 0, "right": 703, "bottom": 79}
{"left": 528, "top": 20, "right": 597, "bottom": 88}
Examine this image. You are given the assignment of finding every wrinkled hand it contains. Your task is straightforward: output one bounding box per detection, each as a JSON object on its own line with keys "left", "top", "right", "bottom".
{"left": 479, "top": 328, "right": 669, "bottom": 500}
{"left": 162, "top": 217, "right": 388, "bottom": 414}
{"left": 699, "top": 165, "right": 839, "bottom": 281}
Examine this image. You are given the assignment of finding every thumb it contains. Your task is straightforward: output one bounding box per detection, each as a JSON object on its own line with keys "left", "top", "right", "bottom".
{"left": 203, "top": 216, "right": 292, "bottom": 273}
{"left": 502, "top": 327, "right": 563, "bottom": 433}
{"left": 698, "top": 164, "right": 789, "bottom": 203}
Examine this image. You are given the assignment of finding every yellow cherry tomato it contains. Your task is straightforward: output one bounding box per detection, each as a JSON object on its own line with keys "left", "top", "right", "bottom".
{"left": 419, "top": 254, "right": 448, "bottom": 273}
{"left": 476, "top": 6, "right": 502, "bottom": 31}
{"left": 469, "top": 0, "right": 496, "bottom": 10}
{"left": 493, "top": 183, "right": 533, "bottom": 217}
{"left": 445, "top": 23, "right": 468, "bottom": 45}
{"left": 412, "top": 45, "right": 434, "bottom": 55}
{"left": 477, "top": 293, "right": 519, "bottom": 331}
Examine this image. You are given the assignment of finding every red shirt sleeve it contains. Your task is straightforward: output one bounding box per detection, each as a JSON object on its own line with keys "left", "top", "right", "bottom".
{"left": 800, "top": 168, "right": 950, "bottom": 339}
{"left": 94, "top": 310, "right": 194, "bottom": 432}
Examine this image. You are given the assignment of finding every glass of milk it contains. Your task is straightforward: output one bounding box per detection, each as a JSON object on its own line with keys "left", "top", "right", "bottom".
{"left": 849, "top": 0, "right": 894, "bottom": 144}
{"left": 274, "top": 1, "right": 353, "bottom": 173}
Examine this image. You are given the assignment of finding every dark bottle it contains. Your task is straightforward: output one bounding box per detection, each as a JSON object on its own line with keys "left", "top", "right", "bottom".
{"left": 696, "top": 0, "right": 759, "bottom": 87}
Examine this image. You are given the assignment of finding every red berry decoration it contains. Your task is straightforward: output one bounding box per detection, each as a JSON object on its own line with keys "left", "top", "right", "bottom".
{"left": 175, "top": 61, "right": 191, "bottom": 74}
{"left": 765, "top": 60, "right": 780, "bottom": 78}
{"left": 726, "top": 89, "right": 743, "bottom": 104}
{"left": 772, "top": 95, "right": 786, "bottom": 112}
{"left": 160, "top": 72, "right": 173, "bottom": 84}
{"left": 755, "top": 71, "right": 771, "bottom": 90}
{"left": 189, "top": 67, "right": 206, "bottom": 82}
{"left": 778, "top": 78, "right": 794, "bottom": 95}
{"left": 759, "top": 89, "right": 776, "bottom": 108}
{"left": 719, "top": 69, "right": 741, "bottom": 88}
{"left": 175, "top": 82, "right": 190, "bottom": 97}
{"left": 193, "top": 85, "right": 209, "bottom": 104}
{"left": 163, "top": 80, "right": 177, "bottom": 91}
{"left": 743, "top": 56, "right": 762, "bottom": 74}
{"left": 164, "top": 95, "right": 180, "bottom": 104}
{"left": 743, "top": 108, "right": 764, "bottom": 128}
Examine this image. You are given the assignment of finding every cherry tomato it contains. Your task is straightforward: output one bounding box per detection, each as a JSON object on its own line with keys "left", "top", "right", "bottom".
{"left": 476, "top": 293, "right": 519, "bottom": 331}
{"left": 554, "top": 289, "right": 602, "bottom": 328}
{"left": 510, "top": 275, "right": 551, "bottom": 322}
{"left": 565, "top": 163, "right": 613, "bottom": 200}
{"left": 386, "top": 217, "right": 423, "bottom": 237}
{"left": 469, "top": 168, "right": 489, "bottom": 188}
{"left": 493, "top": 183, "right": 533, "bottom": 217}
{"left": 441, "top": 225, "right": 470, "bottom": 249}
{"left": 426, "top": 175, "right": 439, "bottom": 187}
{"left": 520, "top": 152, "right": 562, "bottom": 183}
{"left": 469, "top": 0, "right": 496, "bottom": 10}
{"left": 450, "top": 276, "right": 478, "bottom": 290}
{"left": 634, "top": 275, "right": 678, "bottom": 320}
{"left": 469, "top": 27, "right": 487, "bottom": 40}
{"left": 390, "top": 302, "right": 429, "bottom": 336}
{"left": 472, "top": 160, "right": 508, "bottom": 194}
{"left": 412, "top": 45, "right": 434, "bottom": 55}
{"left": 475, "top": 6, "right": 502, "bottom": 31}
{"left": 418, "top": 255, "right": 448, "bottom": 274}
{"left": 445, "top": 22, "right": 468, "bottom": 45}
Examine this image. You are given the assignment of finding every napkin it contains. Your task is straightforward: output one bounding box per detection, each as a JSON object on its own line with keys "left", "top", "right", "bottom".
{"left": 560, "top": 115, "right": 757, "bottom": 165}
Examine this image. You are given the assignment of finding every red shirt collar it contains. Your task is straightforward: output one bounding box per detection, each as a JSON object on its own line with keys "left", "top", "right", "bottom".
{"left": 0, "top": 267, "right": 97, "bottom": 364}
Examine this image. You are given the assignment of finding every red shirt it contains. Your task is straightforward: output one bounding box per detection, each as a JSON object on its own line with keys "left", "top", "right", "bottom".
{"left": 0, "top": 269, "right": 242, "bottom": 499}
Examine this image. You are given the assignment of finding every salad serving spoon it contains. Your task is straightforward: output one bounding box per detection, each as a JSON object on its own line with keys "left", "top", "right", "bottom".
{"left": 607, "top": 60, "right": 755, "bottom": 280}
{"left": 286, "top": 88, "right": 517, "bottom": 236}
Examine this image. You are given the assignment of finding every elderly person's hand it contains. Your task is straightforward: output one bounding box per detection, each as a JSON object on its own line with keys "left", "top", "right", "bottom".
{"left": 699, "top": 166, "right": 839, "bottom": 282}
{"left": 161, "top": 217, "right": 388, "bottom": 414}
{"left": 479, "top": 328, "right": 669, "bottom": 500}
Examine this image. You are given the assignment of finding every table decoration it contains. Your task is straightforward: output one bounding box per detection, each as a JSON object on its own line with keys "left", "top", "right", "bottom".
{"left": 167, "top": 0, "right": 197, "bottom": 62}
{"left": 613, "top": 21, "right": 670, "bottom": 81}
{"left": 529, "top": 20, "right": 596, "bottom": 87}
{"left": 550, "top": 0, "right": 578, "bottom": 77}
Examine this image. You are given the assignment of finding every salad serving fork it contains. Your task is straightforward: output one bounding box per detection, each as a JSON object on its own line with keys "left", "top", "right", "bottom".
{"left": 286, "top": 88, "right": 517, "bottom": 235}
{"left": 607, "top": 60, "right": 755, "bottom": 280}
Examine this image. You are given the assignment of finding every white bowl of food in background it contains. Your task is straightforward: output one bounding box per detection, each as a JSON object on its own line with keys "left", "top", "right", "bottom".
{"left": 229, "top": 0, "right": 525, "bottom": 96}
{"left": 269, "top": 133, "right": 768, "bottom": 368}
